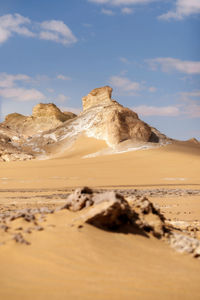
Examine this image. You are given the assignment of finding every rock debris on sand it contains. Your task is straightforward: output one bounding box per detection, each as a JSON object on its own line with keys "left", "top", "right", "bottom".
{"left": 1, "top": 187, "right": 199, "bottom": 258}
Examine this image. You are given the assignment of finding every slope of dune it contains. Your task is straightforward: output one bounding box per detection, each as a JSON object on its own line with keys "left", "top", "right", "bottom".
{"left": 1, "top": 208, "right": 200, "bottom": 300}
{"left": 0, "top": 136, "right": 199, "bottom": 190}
{"left": 1, "top": 86, "right": 200, "bottom": 300}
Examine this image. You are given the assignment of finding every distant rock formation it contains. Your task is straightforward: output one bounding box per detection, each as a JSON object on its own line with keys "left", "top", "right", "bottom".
{"left": 0, "top": 104, "right": 77, "bottom": 161}
{"left": 0, "top": 86, "right": 172, "bottom": 161}
{"left": 0, "top": 128, "right": 33, "bottom": 162}
{"left": 82, "top": 86, "right": 113, "bottom": 111}
{"left": 188, "top": 138, "right": 199, "bottom": 144}
{"left": 82, "top": 86, "right": 152, "bottom": 145}
{"left": 3, "top": 103, "right": 77, "bottom": 137}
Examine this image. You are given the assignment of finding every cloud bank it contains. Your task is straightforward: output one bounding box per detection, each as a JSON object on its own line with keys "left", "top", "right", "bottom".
{"left": 159, "top": 0, "right": 200, "bottom": 20}
{"left": 109, "top": 76, "right": 141, "bottom": 92}
{"left": 89, "top": 0, "right": 200, "bottom": 20}
{"left": 147, "top": 58, "right": 200, "bottom": 75}
{"left": 89, "top": 0, "right": 155, "bottom": 5}
{"left": 133, "top": 105, "right": 180, "bottom": 116}
{"left": 0, "top": 72, "right": 45, "bottom": 102}
{"left": 133, "top": 90, "right": 200, "bottom": 118}
{"left": 0, "top": 13, "right": 77, "bottom": 46}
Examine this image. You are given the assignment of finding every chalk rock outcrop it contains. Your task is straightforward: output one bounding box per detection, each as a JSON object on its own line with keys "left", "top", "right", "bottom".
{"left": 82, "top": 86, "right": 113, "bottom": 111}
{"left": 32, "top": 103, "right": 72, "bottom": 122}
{"left": 188, "top": 138, "right": 200, "bottom": 144}
{"left": 0, "top": 86, "right": 170, "bottom": 161}
{"left": 0, "top": 130, "right": 33, "bottom": 162}
{"left": 21, "top": 86, "right": 169, "bottom": 156}
{"left": 3, "top": 103, "right": 76, "bottom": 137}
{"left": 82, "top": 86, "right": 152, "bottom": 145}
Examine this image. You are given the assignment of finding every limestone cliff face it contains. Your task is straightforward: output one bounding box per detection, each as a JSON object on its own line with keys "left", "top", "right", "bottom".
{"left": 0, "top": 86, "right": 170, "bottom": 161}
{"left": 187, "top": 138, "right": 200, "bottom": 144}
{"left": 82, "top": 86, "right": 152, "bottom": 145}
{"left": 32, "top": 103, "right": 71, "bottom": 122}
{"left": 82, "top": 86, "right": 113, "bottom": 111}
{"left": 3, "top": 103, "right": 76, "bottom": 137}
{"left": 0, "top": 125, "right": 33, "bottom": 162}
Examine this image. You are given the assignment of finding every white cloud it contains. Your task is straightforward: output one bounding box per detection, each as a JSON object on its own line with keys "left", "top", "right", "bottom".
{"left": 0, "top": 72, "right": 45, "bottom": 102}
{"left": 179, "top": 90, "right": 200, "bottom": 118}
{"left": 89, "top": 0, "right": 155, "bottom": 5}
{"left": 149, "top": 86, "right": 157, "bottom": 93}
{"left": 0, "top": 73, "right": 31, "bottom": 88}
{"left": 159, "top": 0, "right": 200, "bottom": 20}
{"left": 60, "top": 106, "right": 80, "bottom": 115}
{"left": 133, "top": 90, "right": 200, "bottom": 118}
{"left": 181, "top": 91, "right": 200, "bottom": 98}
{"left": 90, "top": 0, "right": 200, "bottom": 20}
{"left": 0, "top": 87, "right": 45, "bottom": 102}
{"left": 57, "top": 74, "right": 71, "bottom": 81}
{"left": 47, "top": 88, "right": 55, "bottom": 93}
{"left": 56, "top": 94, "right": 70, "bottom": 102}
{"left": 109, "top": 75, "right": 140, "bottom": 92}
{"left": 132, "top": 105, "right": 180, "bottom": 116}
{"left": 121, "top": 7, "right": 133, "bottom": 14}
{"left": 0, "top": 13, "right": 77, "bottom": 46}
{"left": 183, "top": 101, "right": 200, "bottom": 118}
{"left": 0, "top": 13, "right": 34, "bottom": 44}
{"left": 147, "top": 58, "right": 200, "bottom": 74}
{"left": 119, "top": 57, "right": 130, "bottom": 64}
{"left": 39, "top": 20, "right": 77, "bottom": 45}
{"left": 101, "top": 8, "right": 115, "bottom": 15}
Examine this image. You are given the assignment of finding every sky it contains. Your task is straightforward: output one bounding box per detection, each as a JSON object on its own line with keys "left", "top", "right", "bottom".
{"left": 0, "top": 0, "right": 199, "bottom": 140}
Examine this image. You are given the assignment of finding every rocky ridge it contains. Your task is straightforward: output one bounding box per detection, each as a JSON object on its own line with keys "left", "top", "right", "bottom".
{"left": 0, "top": 86, "right": 170, "bottom": 162}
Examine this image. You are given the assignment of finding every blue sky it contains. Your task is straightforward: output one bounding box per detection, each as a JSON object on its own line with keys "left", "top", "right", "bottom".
{"left": 0, "top": 0, "right": 200, "bottom": 140}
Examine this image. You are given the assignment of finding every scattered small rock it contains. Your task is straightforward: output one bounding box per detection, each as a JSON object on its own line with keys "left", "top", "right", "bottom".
{"left": 13, "top": 233, "right": 30, "bottom": 245}
{"left": 169, "top": 233, "right": 200, "bottom": 258}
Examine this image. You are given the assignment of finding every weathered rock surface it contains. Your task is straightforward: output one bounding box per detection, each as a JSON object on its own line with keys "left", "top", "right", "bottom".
{"left": 1, "top": 187, "right": 200, "bottom": 258}
{"left": 82, "top": 86, "right": 152, "bottom": 145}
{"left": 188, "top": 138, "right": 200, "bottom": 144}
{"left": 62, "top": 187, "right": 166, "bottom": 237}
{"left": 82, "top": 86, "right": 113, "bottom": 111}
{"left": 62, "top": 186, "right": 94, "bottom": 211}
{"left": 0, "top": 127, "right": 33, "bottom": 162}
{"left": 3, "top": 103, "right": 76, "bottom": 137}
{"left": 169, "top": 233, "right": 200, "bottom": 258}
{"left": 0, "top": 86, "right": 170, "bottom": 161}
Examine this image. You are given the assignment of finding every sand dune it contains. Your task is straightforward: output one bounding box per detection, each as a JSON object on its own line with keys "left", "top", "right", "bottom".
{"left": 54, "top": 134, "right": 108, "bottom": 159}
{"left": 0, "top": 136, "right": 199, "bottom": 190}
{"left": 0, "top": 135, "right": 200, "bottom": 299}
{"left": 1, "top": 208, "right": 200, "bottom": 300}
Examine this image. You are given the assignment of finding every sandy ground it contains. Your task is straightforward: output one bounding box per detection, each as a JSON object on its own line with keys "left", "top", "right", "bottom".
{"left": 0, "top": 136, "right": 200, "bottom": 189}
{"left": 0, "top": 136, "right": 200, "bottom": 299}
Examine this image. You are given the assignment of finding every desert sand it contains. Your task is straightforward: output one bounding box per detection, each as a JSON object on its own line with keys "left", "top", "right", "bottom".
{"left": 0, "top": 87, "right": 200, "bottom": 299}
{"left": 0, "top": 135, "right": 200, "bottom": 300}
{"left": 0, "top": 136, "right": 199, "bottom": 189}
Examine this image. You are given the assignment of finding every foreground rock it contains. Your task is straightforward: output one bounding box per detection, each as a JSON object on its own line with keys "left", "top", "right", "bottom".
{"left": 0, "top": 187, "right": 200, "bottom": 258}
{"left": 62, "top": 187, "right": 166, "bottom": 237}
{"left": 62, "top": 187, "right": 200, "bottom": 257}
{"left": 169, "top": 233, "right": 200, "bottom": 258}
